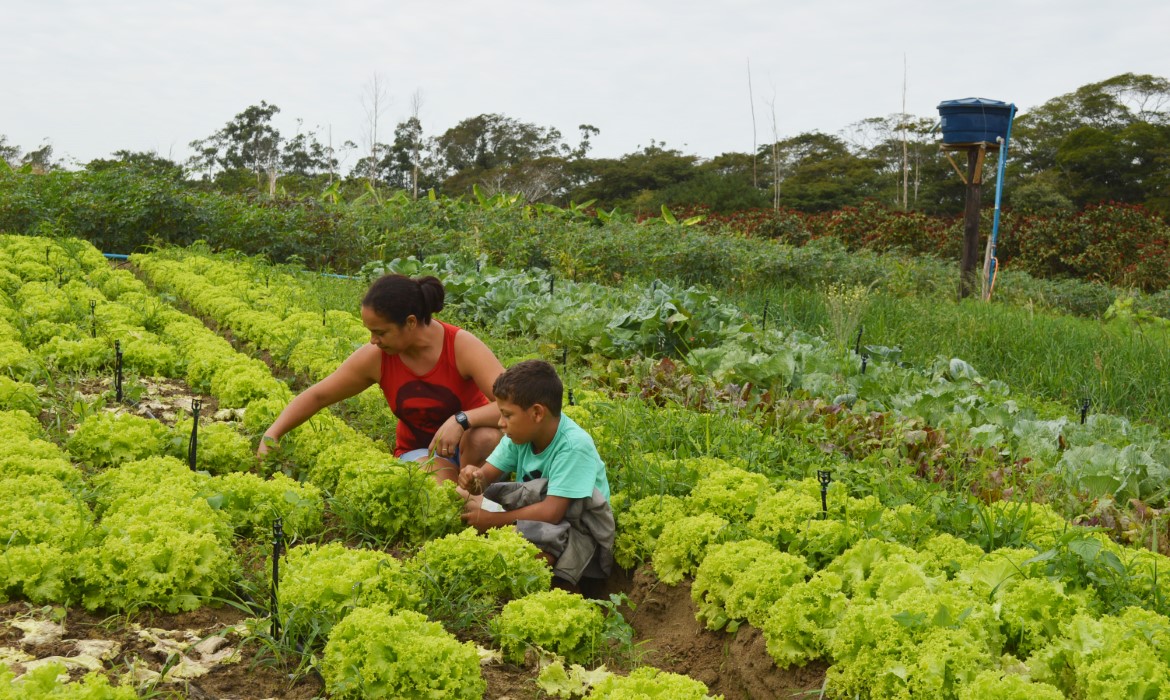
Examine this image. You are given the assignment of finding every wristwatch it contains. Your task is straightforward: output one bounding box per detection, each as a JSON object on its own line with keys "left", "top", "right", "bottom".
{"left": 454, "top": 411, "right": 471, "bottom": 430}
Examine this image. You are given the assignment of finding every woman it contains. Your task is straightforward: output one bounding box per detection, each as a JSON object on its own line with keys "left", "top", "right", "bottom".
{"left": 257, "top": 274, "right": 504, "bottom": 482}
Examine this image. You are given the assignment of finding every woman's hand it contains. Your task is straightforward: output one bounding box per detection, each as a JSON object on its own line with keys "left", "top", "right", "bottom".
{"left": 428, "top": 415, "right": 465, "bottom": 461}
{"left": 256, "top": 434, "right": 280, "bottom": 462}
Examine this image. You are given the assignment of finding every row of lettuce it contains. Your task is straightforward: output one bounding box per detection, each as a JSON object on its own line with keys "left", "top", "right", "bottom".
{"left": 127, "top": 242, "right": 1170, "bottom": 698}
{"left": 619, "top": 463, "right": 1170, "bottom": 699}
{"left": 368, "top": 254, "right": 1170, "bottom": 517}
{"left": 0, "top": 235, "right": 718, "bottom": 698}
{"left": 136, "top": 246, "right": 1170, "bottom": 523}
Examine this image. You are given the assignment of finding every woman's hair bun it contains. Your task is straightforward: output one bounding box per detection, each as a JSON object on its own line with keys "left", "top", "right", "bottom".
{"left": 417, "top": 276, "right": 445, "bottom": 315}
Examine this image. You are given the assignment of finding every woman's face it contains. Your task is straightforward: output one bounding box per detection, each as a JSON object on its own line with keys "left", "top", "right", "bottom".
{"left": 361, "top": 306, "right": 414, "bottom": 353}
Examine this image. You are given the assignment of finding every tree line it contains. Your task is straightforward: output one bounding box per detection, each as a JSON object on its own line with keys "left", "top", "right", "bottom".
{"left": 2, "top": 73, "right": 1167, "bottom": 218}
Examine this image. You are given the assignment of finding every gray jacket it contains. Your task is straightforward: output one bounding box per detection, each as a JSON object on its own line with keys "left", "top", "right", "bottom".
{"left": 483, "top": 477, "right": 615, "bottom": 585}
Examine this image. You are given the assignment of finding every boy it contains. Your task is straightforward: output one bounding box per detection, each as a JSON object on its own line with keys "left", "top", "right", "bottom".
{"left": 458, "top": 359, "right": 614, "bottom": 586}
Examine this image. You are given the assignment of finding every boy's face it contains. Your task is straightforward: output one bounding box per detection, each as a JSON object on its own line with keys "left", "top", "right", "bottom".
{"left": 496, "top": 398, "right": 542, "bottom": 444}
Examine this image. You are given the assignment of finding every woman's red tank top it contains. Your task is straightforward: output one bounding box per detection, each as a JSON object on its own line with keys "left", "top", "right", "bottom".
{"left": 378, "top": 321, "right": 489, "bottom": 456}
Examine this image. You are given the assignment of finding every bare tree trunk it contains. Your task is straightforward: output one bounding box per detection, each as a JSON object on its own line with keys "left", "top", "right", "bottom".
{"left": 410, "top": 89, "right": 424, "bottom": 200}
{"left": 362, "top": 72, "right": 390, "bottom": 189}
{"left": 768, "top": 97, "right": 781, "bottom": 211}
{"left": 747, "top": 59, "right": 758, "bottom": 190}
{"left": 901, "top": 55, "right": 909, "bottom": 210}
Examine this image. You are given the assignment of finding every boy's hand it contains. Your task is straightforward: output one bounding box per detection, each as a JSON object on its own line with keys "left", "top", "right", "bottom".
{"left": 461, "top": 502, "right": 495, "bottom": 533}
{"left": 457, "top": 465, "right": 483, "bottom": 495}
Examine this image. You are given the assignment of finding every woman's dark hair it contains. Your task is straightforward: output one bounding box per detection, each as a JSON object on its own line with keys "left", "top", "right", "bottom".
{"left": 361, "top": 274, "right": 445, "bottom": 325}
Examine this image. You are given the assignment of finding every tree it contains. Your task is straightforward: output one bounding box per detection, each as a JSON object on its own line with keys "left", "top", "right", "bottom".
{"left": 281, "top": 121, "right": 336, "bottom": 178}
{"left": 384, "top": 115, "right": 428, "bottom": 192}
{"left": 86, "top": 150, "right": 185, "bottom": 180}
{"left": 21, "top": 141, "right": 59, "bottom": 173}
{"left": 763, "top": 132, "right": 884, "bottom": 212}
{"left": 433, "top": 113, "right": 569, "bottom": 197}
{"left": 568, "top": 141, "right": 699, "bottom": 212}
{"left": 1014, "top": 74, "right": 1169, "bottom": 171}
{"left": 188, "top": 101, "right": 283, "bottom": 192}
{"left": 0, "top": 135, "right": 21, "bottom": 168}
{"left": 360, "top": 73, "right": 391, "bottom": 188}
{"left": 841, "top": 115, "right": 955, "bottom": 213}
{"left": 1014, "top": 74, "right": 1170, "bottom": 212}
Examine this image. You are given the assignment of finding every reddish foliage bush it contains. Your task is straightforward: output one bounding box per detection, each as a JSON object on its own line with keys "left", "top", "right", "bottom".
{"left": 667, "top": 200, "right": 1170, "bottom": 292}
{"left": 1006, "top": 203, "right": 1170, "bottom": 291}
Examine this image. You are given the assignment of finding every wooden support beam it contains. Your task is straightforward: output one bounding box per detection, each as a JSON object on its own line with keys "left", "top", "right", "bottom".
{"left": 959, "top": 149, "right": 983, "bottom": 299}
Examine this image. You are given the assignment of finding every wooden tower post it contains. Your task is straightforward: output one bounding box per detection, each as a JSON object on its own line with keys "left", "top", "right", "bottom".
{"left": 942, "top": 141, "right": 997, "bottom": 299}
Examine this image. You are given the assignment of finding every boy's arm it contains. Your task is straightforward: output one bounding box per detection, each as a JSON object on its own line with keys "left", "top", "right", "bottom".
{"left": 462, "top": 495, "right": 570, "bottom": 533}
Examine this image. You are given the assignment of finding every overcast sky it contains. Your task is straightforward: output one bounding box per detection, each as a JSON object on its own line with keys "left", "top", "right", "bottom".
{"left": 5, "top": 0, "right": 1168, "bottom": 169}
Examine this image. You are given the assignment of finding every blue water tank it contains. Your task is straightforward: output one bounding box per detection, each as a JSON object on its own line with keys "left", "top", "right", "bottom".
{"left": 937, "top": 98, "right": 1013, "bottom": 145}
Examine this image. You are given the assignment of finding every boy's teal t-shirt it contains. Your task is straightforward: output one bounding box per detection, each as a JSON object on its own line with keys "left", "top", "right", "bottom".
{"left": 486, "top": 414, "right": 610, "bottom": 501}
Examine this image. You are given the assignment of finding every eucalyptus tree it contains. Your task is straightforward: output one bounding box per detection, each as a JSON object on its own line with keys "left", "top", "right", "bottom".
{"left": 187, "top": 101, "right": 283, "bottom": 192}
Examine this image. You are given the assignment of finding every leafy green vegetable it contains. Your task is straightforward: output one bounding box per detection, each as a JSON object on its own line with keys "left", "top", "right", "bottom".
{"left": 172, "top": 417, "right": 253, "bottom": 475}
{"left": 210, "top": 471, "right": 323, "bottom": 540}
{"left": 684, "top": 467, "right": 772, "bottom": 524}
{"left": 406, "top": 528, "right": 551, "bottom": 605}
{"left": 279, "top": 542, "right": 420, "bottom": 642}
{"left": 588, "top": 665, "right": 721, "bottom": 699}
{"left": 762, "top": 570, "right": 848, "bottom": 667}
{"left": 79, "top": 501, "right": 236, "bottom": 613}
{"left": 692, "top": 539, "right": 810, "bottom": 630}
{"left": 652, "top": 513, "right": 729, "bottom": 585}
{"left": 0, "top": 660, "right": 137, "bottom": 699}
{"left": 613, "top": 494, "right": 687, "bottom": 570}
{"left": 67, "top": 411, "right": 172, "bottom": 469}
{"left": 957, "top": 670, "right": 1065, "bottom": 700}
{"left": 321, "top": 607, "right": 485, "bottom": 699}
{"left": 332, "top": 462, "right": 463, "bottom": 546}
{"left": 0, "top": 376, "right": 39, "bottom": 414}
{"left": 491, "top": 589, "right": 606, "bottom": 664}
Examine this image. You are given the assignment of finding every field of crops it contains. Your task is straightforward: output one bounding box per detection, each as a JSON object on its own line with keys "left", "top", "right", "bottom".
{"left": 5, "top": 232, "right": 1170, "bottom": 699}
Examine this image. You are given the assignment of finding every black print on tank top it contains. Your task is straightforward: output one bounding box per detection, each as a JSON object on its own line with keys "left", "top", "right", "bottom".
{"left": 396, "top": 380, "right": 462, "bottom": 447}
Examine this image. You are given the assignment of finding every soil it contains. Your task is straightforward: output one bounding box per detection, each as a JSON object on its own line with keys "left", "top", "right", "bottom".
{"left": 2, "top": 565, "right": 826, "bottom": 699}
{"left": 0, "top": 602, "right": 322, "bottom": 699}
{"left": 619, "top": 568, "right": 827, "bottom": 700}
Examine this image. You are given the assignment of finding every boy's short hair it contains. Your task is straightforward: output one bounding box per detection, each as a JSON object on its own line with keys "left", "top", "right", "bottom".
{"left": 493, "top": 359, "right": 563, "bottom": 417}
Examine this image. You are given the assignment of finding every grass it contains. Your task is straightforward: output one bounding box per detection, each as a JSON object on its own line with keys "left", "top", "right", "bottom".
{"left": 729, "top": 283, "right": 1170, "bottom": 429}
